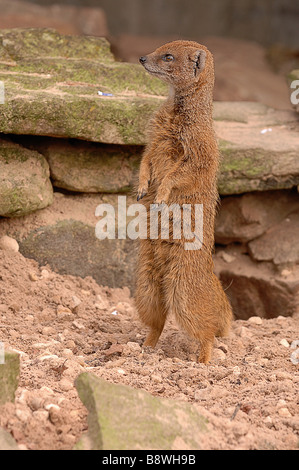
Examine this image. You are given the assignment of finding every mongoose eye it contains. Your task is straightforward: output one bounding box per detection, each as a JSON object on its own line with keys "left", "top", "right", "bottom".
{"left": 162, "top": 54, "right": 174, "bottom": 62}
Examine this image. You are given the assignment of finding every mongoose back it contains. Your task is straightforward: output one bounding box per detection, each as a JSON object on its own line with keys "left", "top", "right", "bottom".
{"left": 135, "top": 40, "right": 233, "bottom": 363}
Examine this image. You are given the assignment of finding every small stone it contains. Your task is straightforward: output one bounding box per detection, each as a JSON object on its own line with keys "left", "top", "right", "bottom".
{"left": 232, "top": 366, "right": 241, "bottom": 376}
{"left": 248, "top": 316, "right": 263, "bottom": 325}
{"left": 117, "top": 368, "right": 126, "bottom": 375}
{"left": 59, "top": 378, "right": 73, "bottom": 391}
{"left": 220, "top": 251, "right": 236, "bottom": 263}
{"left": 42, "top": 326, "right": 56, "bottom": 336}
{"left": 264, "top": 416, "right": 273, "bottom": 427}
{"left": 279, "top": 339, "right": 289, "bottom": 348}
{"left": 41, "top": 269, "right": 50, "bottom": 279}
{"left": 71, "top": 295, "right": 81, "bottom": 309}
{"left": 235, "top": 326, "right": 252, "bottom": 338}
{"left": 278, "top": 407, "right": 292, "bottom": 417}
{"left": 38, "top": 354, "right": 59, "bottom": 362}
{"left": 29, "top": 272, "right": 39, "bottom": 281}
{"left": 28, "top": 396, "right": 44, "bottom": 411}
{"left": 72, "top": 320, "right": 85, "bottom": 330}
{"left": 213, "top": 349, "right": 226, "bottom": 361}
{"left": 15, "top": 407, "right": 31, "bottom": 423}
{"left": 57, "top": 305, "right": 73, "bottom": 320}
{"left": 61, "top": 349, "right": 73, "bottom": 358}
{"left": 151, "top": 374, "right": 163, "bottom": 383}
{"left": 32, "top": 410, "right": 49, "bottom": 422}
{"left": 48, "top": 406, "right": 63, "bottom": 425}
{"left": 0, "top": 236, "right": 19, "bottom": 252}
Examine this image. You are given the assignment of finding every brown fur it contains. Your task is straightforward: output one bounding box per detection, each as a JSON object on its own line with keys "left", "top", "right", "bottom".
{"left": 135, "top": 40, "right": 233, "bottom": 363}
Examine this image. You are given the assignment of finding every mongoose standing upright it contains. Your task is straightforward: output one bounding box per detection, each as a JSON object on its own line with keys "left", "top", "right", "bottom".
{"left": 135, "top": 40, "right": 232, "bottom": 363}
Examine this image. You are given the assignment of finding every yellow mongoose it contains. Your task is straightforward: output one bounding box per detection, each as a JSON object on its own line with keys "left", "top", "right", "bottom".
{"left": 135, "top": 40, "right": 232, "bottom": 363}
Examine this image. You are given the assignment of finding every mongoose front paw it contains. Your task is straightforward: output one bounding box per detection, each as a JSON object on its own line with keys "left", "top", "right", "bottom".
{"left": 154, "top": 189, "right": 170, "bottom": 205}
{"left": 137, "top": 186, "right": 148, "bottom": 201}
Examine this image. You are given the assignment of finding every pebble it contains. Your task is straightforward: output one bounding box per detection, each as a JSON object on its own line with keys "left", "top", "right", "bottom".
{"left": 213, "top": 349, "right": 226, "bottom": 361}
{"left": 232, "top": 366, "right": 241, "bottom": 376}
{"left": 220, "top": 251, "right": 236, "bottom": 263}
{"left": 248, "top": 316, "right": 263, "bottom": 325}
{"left": 71, "top": 295, "right": 81, "bottom": 309}
{"left": 72, "top": 320, "right": 85, "bottom": 330}
{"left": 41, "top": 269, "right": 50, "bottom": 279}
{"left": 234, "top": 326, "right": 252, "bottom": 338}
{"left": 59, "top": 378, "right": 73, "bottom": 391}
{"left": 61, "top": 348, "right": 73, "bottom": 358}
{"left": 29, "top": 272, "right": 39, "bottom": 282}
{"left": 0, "top": 236, "right": 19, "bottom": 252}
{"left": 42, "top": 326, "right": 56, "bottom": 336}
{"left": 32, "top": 410, "right": 49, "bottom": 422}
{"left": 279, "top": 339, "right": 289, "bottom": 348}
{"left": 15, "top": 408, "right": 31, "bottom": 423}
{"left": 278, "top": 407, "right": 292, "bottom": 418}
{"left": 57, "top": 305, "right": 73, "bottom": 319}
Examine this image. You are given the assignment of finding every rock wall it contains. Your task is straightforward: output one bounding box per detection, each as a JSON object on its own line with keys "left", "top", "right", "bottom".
{"left": 0, "top": 29, "right": 298, "bottom": 320}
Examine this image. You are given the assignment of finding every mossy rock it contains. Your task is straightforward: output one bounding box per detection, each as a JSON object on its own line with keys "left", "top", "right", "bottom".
{"left": 75, "top": 373, "right": 208, "bottom": 450}
{"left": 18, "top": 219, "right": 138, "bottom": 291}
{"left": 0, "top": 28, "right": 167, "bottom": 144}
{"left": 28, "top": 137, "right": 141, "bottom": 193}
{"left": 0, "top": 351, "right": 20, "bottom": 406}
{"left": 0, "top": 138, "right": 53, "bottom": 217}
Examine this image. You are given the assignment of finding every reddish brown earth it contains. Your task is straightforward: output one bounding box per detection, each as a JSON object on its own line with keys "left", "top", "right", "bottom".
{"left": 0, "top": 247, "right": 298, "bottom": 450}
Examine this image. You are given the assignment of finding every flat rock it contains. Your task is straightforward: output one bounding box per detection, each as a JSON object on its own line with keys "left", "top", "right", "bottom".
{"left": 0, "top": 28, "right": 166, "bottom": 145}
{"left": 215, "top": 103, "right": 299, "bottom": 195}
{"left": 0, "top": 351, "right": 20, "bottom": 405}
{"left": 215, "top": 189, "right": 299, "bottom": 244}
{"left": 0, "top": 138, "right": 53, "bottom": 217}
{"left": 75, "top": 372, "right": 208, "bottom": 450}
{"left": 248, "top": 211, "right": 299, "bottom": 266}
{"left": 0, "top": 427, "right": 19, "bottom": 450}
{"left": 29, "top": 137, "right": 140, "bottom": 193}
{"left": 18, "top": 219, "right": 138, "bottom": 291}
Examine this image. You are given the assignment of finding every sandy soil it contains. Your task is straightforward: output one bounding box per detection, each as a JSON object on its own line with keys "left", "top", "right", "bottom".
{"left": 0, "top": 247, "right": 298, "bottom": 450}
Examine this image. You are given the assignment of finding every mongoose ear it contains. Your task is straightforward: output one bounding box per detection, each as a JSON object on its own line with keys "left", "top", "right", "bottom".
{"left": 192, "top": 50, "right": 206, "bottom": 77}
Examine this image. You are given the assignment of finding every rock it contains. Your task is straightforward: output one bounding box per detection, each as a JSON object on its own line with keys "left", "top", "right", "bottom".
{"left": 0, "top": 427, "right": 19, "bottom": 450}
{"left": 248, "top": 316, "right": 263, "bottom": 325}
{"left": 0, "top": 0, "right": 108, "bottom": 37}
{"left": 0, "top": 28, "right": 297, "bottom": 197}
{"left": 215, "top": 102, "right": 299, "bottom": 195}
{"left": 75, "top": 372, "right": 208, "bottom": 450}
{"left": 279, "top": 339, "right": 290, "bottom": 348}
{"left": 19, "top": 219, "right": 138, "bottom": 291}
{"left": 32, "top": 138, "right": 141, "bottom": 194}
{"left": 0, "top": 235, "right": 19, "bottom": 252}
{"left": 248, "top": 211, "right": 299, "bottom": 266}
{"left": 0, "top": 29, "right": 166, "bottom": 145}
{"left": 215, "top": 190, "right": 299, "bottom": 244}
{"left": 0, "top": 138, "right": 53, "bottom": 217}
{"left": 215, "top": 252, "right": 299, "bottom": 320}
{"left": 0, "top": 351, "right": 20, "bottom": 405}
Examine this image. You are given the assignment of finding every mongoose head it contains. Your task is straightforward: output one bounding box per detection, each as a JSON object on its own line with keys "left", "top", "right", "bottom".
{"left": 139, "top": 40, "right": 214, "bottom": 91}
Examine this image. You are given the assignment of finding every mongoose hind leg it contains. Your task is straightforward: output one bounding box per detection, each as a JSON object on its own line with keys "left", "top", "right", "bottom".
{"left": 135, "top": 240, "right": 168, "bottom": 349}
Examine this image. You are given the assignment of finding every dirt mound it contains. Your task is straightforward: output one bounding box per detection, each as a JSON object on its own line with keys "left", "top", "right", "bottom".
{"left": 0, "top": 248, "right": 298, "bottom": 450}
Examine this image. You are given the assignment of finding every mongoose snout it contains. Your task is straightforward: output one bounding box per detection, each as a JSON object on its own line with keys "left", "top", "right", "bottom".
{"left": 135, "top": 40, "right": 233, "bottom": 364}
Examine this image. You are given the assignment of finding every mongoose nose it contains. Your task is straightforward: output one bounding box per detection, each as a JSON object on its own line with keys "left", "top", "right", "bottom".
{"left": 139, "top": 56, "right": 147, "bottom": 65}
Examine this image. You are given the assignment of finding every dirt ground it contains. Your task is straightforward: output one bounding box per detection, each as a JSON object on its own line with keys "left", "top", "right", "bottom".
{"left": 0, "top": 247, "right": 298, "bottom": 450}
